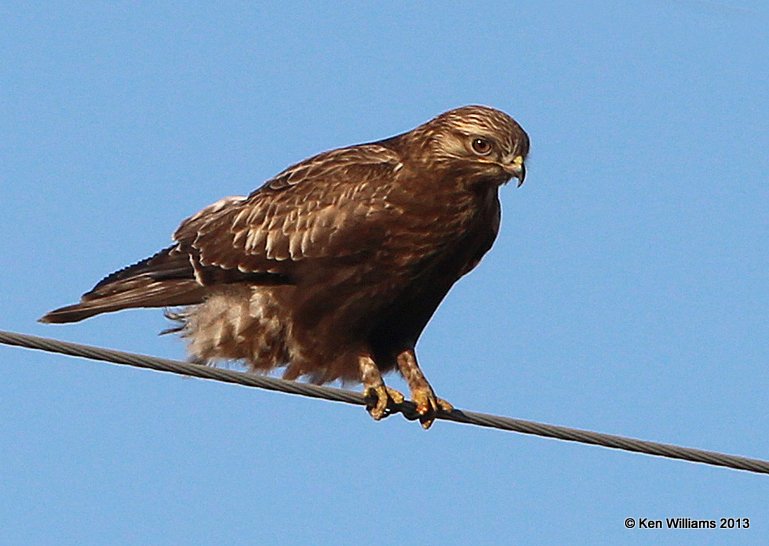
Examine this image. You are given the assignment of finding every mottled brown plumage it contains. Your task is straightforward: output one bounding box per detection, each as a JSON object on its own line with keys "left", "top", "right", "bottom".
{"left": 41, "top": 105, "right": 529, "bottom": 428}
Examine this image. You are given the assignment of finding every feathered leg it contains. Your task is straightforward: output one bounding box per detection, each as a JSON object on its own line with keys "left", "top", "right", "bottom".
{"left": 396, "top": 349, "right": 453, "bottom": 429}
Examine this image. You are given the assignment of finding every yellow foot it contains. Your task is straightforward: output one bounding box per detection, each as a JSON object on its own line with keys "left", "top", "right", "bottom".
{"left": 363, "top": 385, "right": 405, "bottom": 421}
{"left": 412, "top": 388, "right": 454, "bottom": 430}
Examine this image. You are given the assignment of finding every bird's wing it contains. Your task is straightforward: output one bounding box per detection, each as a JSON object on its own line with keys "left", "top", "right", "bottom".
{"left": 174, "top": 144, "right": 404, "bottom": 277}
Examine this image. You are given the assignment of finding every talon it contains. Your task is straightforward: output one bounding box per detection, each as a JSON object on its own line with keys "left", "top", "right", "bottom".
{"left": 363, "top": 385, "right": 405, "bottom": 421}
{"left": 437, "top": 398, "right": 454, "bottom": 413}
{"left": 364, "top": 385, "right": 388, "bottom": 420}
{"left": 411, "top": 387, "right": 453, "bottom": 430}
{"left": 386, "top": 386, "right": 405, "bottom": 405}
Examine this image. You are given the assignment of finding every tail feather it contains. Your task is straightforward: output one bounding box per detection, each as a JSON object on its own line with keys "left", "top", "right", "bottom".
{"left": 39, "top": 246, "right": 205, "bottom": 324}
{"left": 88, "top": 245, "right": 192, "bottom": 293}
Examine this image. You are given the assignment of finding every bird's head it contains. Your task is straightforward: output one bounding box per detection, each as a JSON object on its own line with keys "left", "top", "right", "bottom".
{"left": 407, "top": 105, "right": 529, "bottom": 188}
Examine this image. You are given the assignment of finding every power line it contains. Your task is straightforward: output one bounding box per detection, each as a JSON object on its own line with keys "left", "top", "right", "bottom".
{"left": 2, "top": 328, "right": 768, "bottom": 475}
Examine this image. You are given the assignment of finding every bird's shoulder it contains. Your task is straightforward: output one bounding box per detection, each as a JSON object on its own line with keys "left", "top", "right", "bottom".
{"left": 171, "top": 142, "right": 407, "bottom": 273}
{"left": 258, "top": 142, "right": 404, "bottom": 192}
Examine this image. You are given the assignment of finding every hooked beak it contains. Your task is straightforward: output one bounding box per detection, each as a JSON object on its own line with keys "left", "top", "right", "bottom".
{"left": 503, "top": 155, "right": 526, "bottom": 187}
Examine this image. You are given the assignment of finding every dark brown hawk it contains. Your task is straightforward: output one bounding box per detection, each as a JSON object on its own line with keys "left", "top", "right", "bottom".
{"left": 41, "top": 105, "right": 529, "bottom": 428}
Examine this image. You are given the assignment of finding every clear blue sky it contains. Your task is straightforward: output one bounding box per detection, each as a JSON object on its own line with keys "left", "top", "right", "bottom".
{"left": 2, "top": 2, "right": 767, "bottom": 545}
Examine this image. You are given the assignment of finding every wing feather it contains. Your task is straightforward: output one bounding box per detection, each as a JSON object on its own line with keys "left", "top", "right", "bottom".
{"left": 173, "top": 144, "right": 403, "bottom": 277}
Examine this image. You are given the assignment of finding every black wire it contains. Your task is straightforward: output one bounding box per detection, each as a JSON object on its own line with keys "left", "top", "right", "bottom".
{"left": 2, "top": 329, "right": 768, "bottom": 475}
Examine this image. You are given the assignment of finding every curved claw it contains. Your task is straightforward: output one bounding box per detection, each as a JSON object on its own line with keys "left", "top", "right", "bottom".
{"left": 412, "top": 387, "right": 454, "bottom": 429}
{"left": 364, "top": 385, "right": 405, "bottom": 421}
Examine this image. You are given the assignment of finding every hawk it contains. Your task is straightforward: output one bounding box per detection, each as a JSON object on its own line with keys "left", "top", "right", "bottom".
{"left": 41, "top": 105, "right": 529, "bottom": 428}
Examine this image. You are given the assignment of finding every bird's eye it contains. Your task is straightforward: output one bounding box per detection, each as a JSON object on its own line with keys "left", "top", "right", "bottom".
{"left": 471, "top": 137, "right": 493, "bottom": 155}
